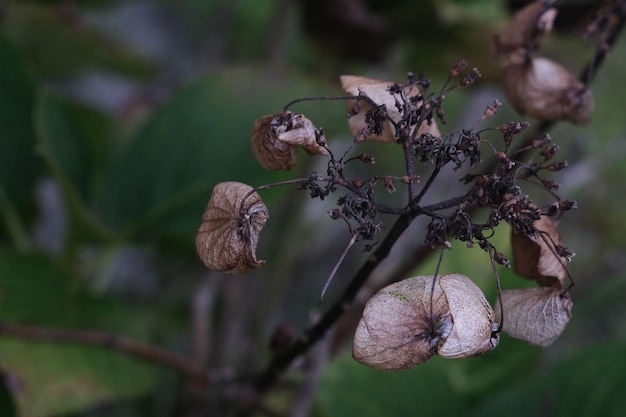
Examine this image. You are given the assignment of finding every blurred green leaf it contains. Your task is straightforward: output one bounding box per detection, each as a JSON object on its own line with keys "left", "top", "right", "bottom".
{"left": 35, "top": 91, "right": 117, "bottom": 242}
{"left": 0, "top": 251, "right": 156, "bottom": 417}
{"left": 3, "top": 3, "right": 155, "bottom": 79}
{"left": 0, "top": 35, "right": 39, "bottom": 210}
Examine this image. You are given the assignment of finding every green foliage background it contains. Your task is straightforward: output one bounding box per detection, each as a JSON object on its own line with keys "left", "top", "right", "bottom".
{"left": 1, "top": 0, "right": 625, "bottom": 416}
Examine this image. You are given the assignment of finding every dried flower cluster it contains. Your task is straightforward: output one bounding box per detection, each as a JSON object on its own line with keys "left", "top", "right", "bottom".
{"left": 195, "top": 50, "right": 578, "bottom": 375}
{"left": 493, "top": 0, "right": 593, "bottom": 124}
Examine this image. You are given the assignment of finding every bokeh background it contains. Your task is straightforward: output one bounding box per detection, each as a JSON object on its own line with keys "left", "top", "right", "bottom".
{"left": 1, "top": 0, "right": 625, "bottom": 416}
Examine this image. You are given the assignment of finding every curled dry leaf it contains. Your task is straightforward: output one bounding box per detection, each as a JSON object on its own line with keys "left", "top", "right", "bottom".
{"left": 503, "top": 55, "right": 593, "bottom": 124}
{"left": 492, "top": 0, "right": 558, "bottom": 54}
{"left": 495, "top": 287, "right": 572, "bottom": 347}
{"left": 511, "top": 214, "right": 567, "bottom": 288}
{"left": 251, "top": 111, "right": 329, "bottom": 171}
{"left": 352, "top": 273, "right": 498, "bottom": 371}
{"left": 195, "top": 182, "right": 269, "bottom": 274}
{"left": 340, "top": 75, "right": 440, "bottom": 143}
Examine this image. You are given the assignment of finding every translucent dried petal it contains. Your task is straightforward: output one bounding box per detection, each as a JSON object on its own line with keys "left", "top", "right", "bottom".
{"left": 511, "top": 215, "right": 567, "bottom": 288}
{"left": 437, "top": 273, "right": 500, "bottom": 358}
{"left": 251, "top": 113, "right": 298, "bottom": 170}
{"left": 195, "top": 182, "right": 268, "bottom": 274}
{"left": 353, "top": 274, "right": 497, "bottom": 371}
{"left": 340, "top": 75, "right": 440, "bottom": 143}
{"left": 353, "top": 276, "right": 449, "bottom": 370}
{"left": 503, "top": 56, "right": 593, "bottom": 124}
{"left": 251, "top": 112, "right": 328, "bottom": 171}
{"left": 495, "top": 287, "right": 572, "bottom": 346}
{"left": 492, "top": 0, "right": 558, "bottom": 54}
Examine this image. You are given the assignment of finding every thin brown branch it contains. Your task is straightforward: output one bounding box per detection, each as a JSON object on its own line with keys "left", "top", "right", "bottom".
{"left": 0, "top": 322, "right": 212, "bottom": 386}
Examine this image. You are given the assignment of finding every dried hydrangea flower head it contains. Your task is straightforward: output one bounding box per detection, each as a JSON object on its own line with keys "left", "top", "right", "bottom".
{"left": 196, "top": 182, "right": 269, "bottom": 274}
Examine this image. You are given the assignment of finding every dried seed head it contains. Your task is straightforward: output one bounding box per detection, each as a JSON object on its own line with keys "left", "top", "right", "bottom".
{"left": 195, "top": 182, "right": 268, "bottom": 274}
{"left": 251, "top": 111, "right": 329, "bottom": 171}
{"left": 340, "top": 75, "right": 440, "bottom": 143}
{"left": 503, "top": 56, "right": 593, "bottom": 124}
{"left": 495, "top": 287, "right": 572, "bottom": 346}
{"left": 492, "top": 0, "right": 558, "bottom": 54}
{"left": 353, "top": 274, "right": 498, "bottom": 371}
{"left": 511, "top": 214, "right": 568, "bottom": 288}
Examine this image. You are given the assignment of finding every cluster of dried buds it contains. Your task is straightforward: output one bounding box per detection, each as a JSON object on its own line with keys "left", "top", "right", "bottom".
{"left": 493, "top": 0, "right": 593, "bottom": 124}
{"left": 195, "top": 58, "right": 577, "bottom": 374}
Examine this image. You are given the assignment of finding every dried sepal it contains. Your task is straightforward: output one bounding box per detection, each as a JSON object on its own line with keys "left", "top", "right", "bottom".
{"left": 492, "top": 0, "right": 558, "bottom": 54}
{"left": 437, "top": 274, "right": 499, "bottom": 359}
{"left": 195, "top": 182, "right": 269, "bottom": 274}
{"left": 353, "top": 274, "right": 498, "bottom": 371}
{"left": 340, "top": 75, "right": 440, "bottom": 143}
{"left": 495, "top": 287, "right": 572, "bottom": 346}
{"left": 251, "top": 111, "right": 329, "bottom": 171}
{"left": 511, "top": 214, "right": 567, "bottom": 288}
{"left": 503, "top": 55, "right": 593, "bottom": 124}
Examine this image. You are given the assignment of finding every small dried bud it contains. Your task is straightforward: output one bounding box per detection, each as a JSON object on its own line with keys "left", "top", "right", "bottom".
{"left": 196, "top": 182, "right": 269, "bottom": 274}
{"left": 495, "top": 287, "right": 572, "bottom": 346}
{"left": 384, "top": 176, "right": 396, "bottom": 193}
{"left": 340, "top": 75, "right": 440, "bottom": 143}
{"left": 353, "top": 274, "right": 498, "bottom": 371}
{"left": 357, "top": 153, "right": 376, "bottom": 164}
{"left": 450, "top": 59, "right": 468, "bottom": 78}
{"left": 546, "top": 161, "right": 568, "bottom": 171}
{"left": 503, "top": 56, "right": 593, "bottom": 124}
{"left": 541, "top": 144, "right": 559, "bottom": 160}
{"left": 531, "top": 133, "right": 552, "bottom": 148}
{"left": 328, "top": 208, "right": 343, "bottom": 220}
{"left": 511, "top": 214, "right": 567, "bottom": 288}
{"left": 352, "top": 179, "right": 364, "bottom": 188}
{"left": 251, "top": 111, "right": 329, "bottom": 171}
{"left": 461, "top": 68, "right": 481, "bottom": 87}
{"left": 482, "top": 100, "right": 502, "bottom": 120}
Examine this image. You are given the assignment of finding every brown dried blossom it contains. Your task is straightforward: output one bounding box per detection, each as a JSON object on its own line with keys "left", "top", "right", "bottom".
{"left": 511, "top": 214, "right": 568, "bottom": 288}
{"left": 340, "top": 75, "right": 440, "bottom": 143}
{"left": 353, "top": 274, "right": 498, "bottom": 371}
{"left": 251, "top": 111, "right": 329, "bottom": 171}
{"left": 196, "top": 182, "right": 269, "bottom": 274}
{"left": 495, "top": 287, "right": 572, "bottom": 347}
{"left": 492, "top": 0, "right": 558, "bottom": 54}
{"left": 502, "top": 54, "right": 593, "bottom": 124}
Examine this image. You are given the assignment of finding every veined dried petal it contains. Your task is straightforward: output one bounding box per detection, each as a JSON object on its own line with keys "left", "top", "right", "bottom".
{"left": 492, "top": 0, "right": 558, "bottom": 54}
{"left": 437, "top": 273, "right": 500, "bottom": 358}
{"left": 495, "top": 287, "right": 572, "bottom": 346}
{"left": 511, "top": 215, "right": 567, "bottom": 288}
{"left": 251, "top": 112, "right": 329, "bottom": 171}
{"left": 340, "top": 75, "right": 440, "bottom": 143}
{"left": 353, "top": 274, "right": 497, "bottom": 371}
{"left": 353, "top": 276, "right": 450, "bottom": 371}
{"left": 195, "top": 182, "right": 268, "bottom": 274}
{"left": 503, "top": 55, "right": 593, "bottom": 124}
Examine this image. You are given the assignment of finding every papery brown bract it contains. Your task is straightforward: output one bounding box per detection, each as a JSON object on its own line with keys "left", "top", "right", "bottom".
{"left": 503, "top": 54, "right": 593, "bottom": 124}
{"left": 495, "top": 287, "right": 572, "bottom": 346}
{"left": 437, "top": 274, "right": 500, "bottom": 359}
{"left": 340, "top": 75, "right": 440, "bottom": 143}
{"left": 511, "top": 214, "right": 567, "bottom": 288}
{"left": 353, "top": 274, "right": 498, "bottom": 371}
{"left": 195, "top": 182, "right": 269, "bottom": 274}
{"left": 251, "top": 111, "right": 329, "bottom": 171}
{"left": 492, "top": 0, "right": 558, "bottom": 54}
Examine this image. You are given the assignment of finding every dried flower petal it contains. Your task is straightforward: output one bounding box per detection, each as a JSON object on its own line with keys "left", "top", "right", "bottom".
{"left": 340, "top": 75, "right": 440, "bottom": 143}
{"left": 492, "top": 0, "right": 558, "bottom": 54}
{"left": 251, "top": 112, "right": 329, "bottom": 171}
{"left": 353, "top": 274, "right": 498, "bottom": 371}
{"left": 495, "top": 287, "right": 572, "bottom": 346}
{"left": 511, "top": 214, "right": 567, "bottom": 288}
{"left": 195, "top": 182, "right": 268, "bottom": 274}
{"left": 437, "top": 274, "right": 499, "bottom": 358}
{"left": 503, "top": 55, "right": 593, "bottom": 124}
